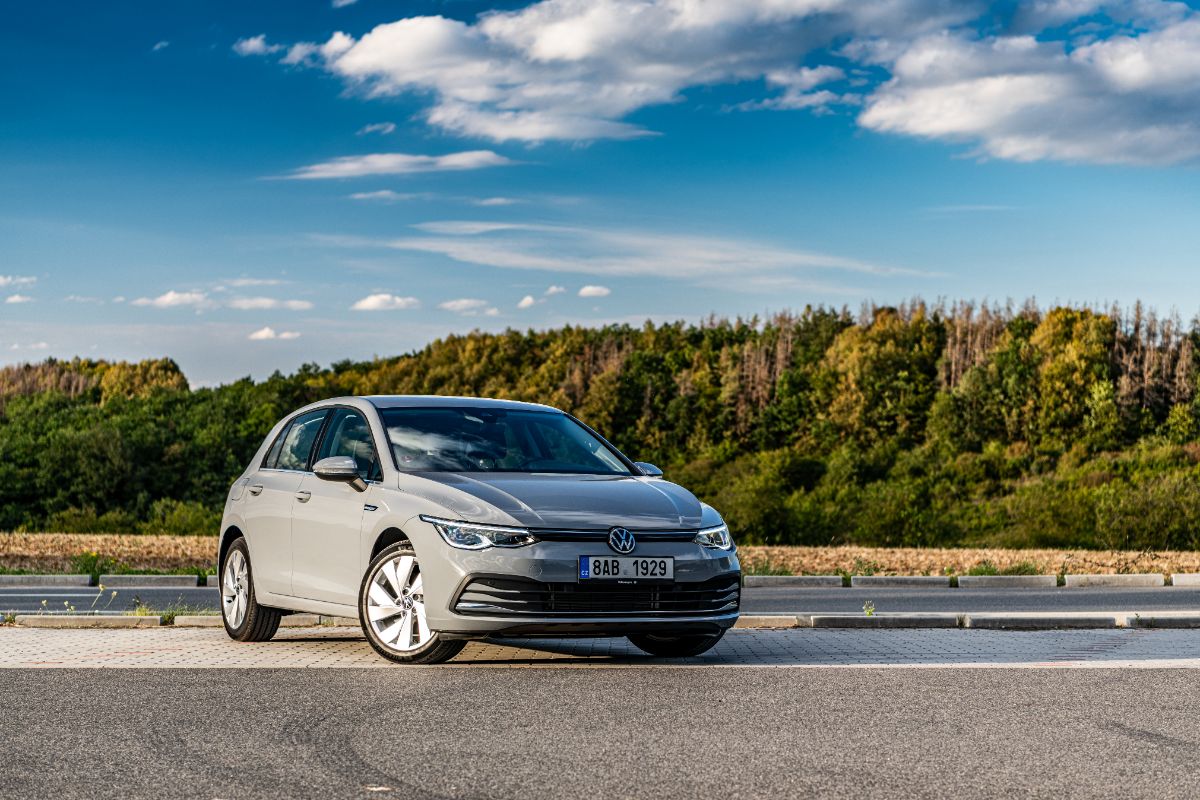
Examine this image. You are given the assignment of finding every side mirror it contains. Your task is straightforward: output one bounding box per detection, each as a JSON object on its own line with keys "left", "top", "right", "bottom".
{"left": 634, "top": 461, "right": 663, "bottom": 478}
{"left": 314, "top": 456, "right": 367, "bottom": 492}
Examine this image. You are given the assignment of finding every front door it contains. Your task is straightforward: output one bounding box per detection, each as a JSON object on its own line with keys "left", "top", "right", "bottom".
{"left": 290, "top": 408, "right": 383, "bottom": 606}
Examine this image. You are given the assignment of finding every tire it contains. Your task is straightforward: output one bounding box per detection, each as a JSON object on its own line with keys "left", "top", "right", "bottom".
{"left": 359, "top": 542, "right": 465, "bottom": 665}
{"left": 221, "top": 537, "right": 281, "bottom": 642}
{"left": 627, "top": 631, "right": 725, "bottom": 658}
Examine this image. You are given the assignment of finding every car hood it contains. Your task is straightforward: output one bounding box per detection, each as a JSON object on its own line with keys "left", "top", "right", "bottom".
{"left": 400, "top": 472, "right": 704, "bottom": 529}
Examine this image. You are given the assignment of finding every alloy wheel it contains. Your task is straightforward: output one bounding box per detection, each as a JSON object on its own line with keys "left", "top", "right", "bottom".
{"left": 222, "top": 549, "right": 249, "bottom": 629}
{"left": 366, "top": 554, "right": 429, "bottom": 652}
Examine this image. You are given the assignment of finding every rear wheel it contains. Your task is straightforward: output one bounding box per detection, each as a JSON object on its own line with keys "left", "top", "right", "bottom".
{"left": 221, "top": 537, "right": 281, "bottom": 642}
{"left": 359, "top": 543, "right": 465, "bottom": 665}
{"left": 627, "top": 631, "right": 725, "bottom": 658}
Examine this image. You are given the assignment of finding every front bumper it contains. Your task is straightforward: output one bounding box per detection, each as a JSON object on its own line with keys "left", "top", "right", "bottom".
{"left": 415, "top": 531, "right": 741, "bottom": 638}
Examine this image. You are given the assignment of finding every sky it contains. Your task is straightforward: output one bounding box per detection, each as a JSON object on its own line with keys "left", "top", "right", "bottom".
{"left": 3, "top": 0, "right": 1200, "bottom": 385}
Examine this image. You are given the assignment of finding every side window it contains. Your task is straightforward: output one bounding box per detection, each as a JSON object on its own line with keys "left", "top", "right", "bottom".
{"left": 262, "top": 424, "right": 289, "bottom": 469}
{"left": 316, "top": 409, "right": 382, "bottom": 481}
{"left": 275, "top": 410, "right": 329, "bottom": 472}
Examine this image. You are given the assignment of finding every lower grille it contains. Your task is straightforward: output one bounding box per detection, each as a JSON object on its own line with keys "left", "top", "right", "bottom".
{"left": 454, "top": 575, "right": 740, "bottom": 617}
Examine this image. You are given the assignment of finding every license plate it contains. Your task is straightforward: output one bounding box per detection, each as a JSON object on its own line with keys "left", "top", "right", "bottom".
{"left": 579, "top": 556, "right": 674, "bottom": 580}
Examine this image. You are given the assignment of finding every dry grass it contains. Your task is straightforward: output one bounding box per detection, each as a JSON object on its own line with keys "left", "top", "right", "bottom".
{"left": 3, "top": 532, "right": 1199, "bottom": 577}
{"left": 738, "top": 545, "right": 1200, "bottom": 577}
{"left": 0, "top": 533, "right": 216, "bottom": 573}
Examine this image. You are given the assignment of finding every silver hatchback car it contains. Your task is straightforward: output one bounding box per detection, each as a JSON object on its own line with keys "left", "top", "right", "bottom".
{"left": 217, "top": 396, "right": 740, "bottom": 663}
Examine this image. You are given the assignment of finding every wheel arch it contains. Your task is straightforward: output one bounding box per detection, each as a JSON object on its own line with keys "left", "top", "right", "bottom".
{"left": 218, "top": 525, "right": 244, "bottom": 573}
{"left": 369, "top": 526, "right": 412, "bottom": 562}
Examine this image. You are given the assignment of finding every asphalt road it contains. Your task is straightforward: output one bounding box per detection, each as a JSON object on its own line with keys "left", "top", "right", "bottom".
{"left": 2, "top": 666, "right": 1199, "bottom": 799}
{"left": 5, "top": 584, "right": 1200, "bottom": 614}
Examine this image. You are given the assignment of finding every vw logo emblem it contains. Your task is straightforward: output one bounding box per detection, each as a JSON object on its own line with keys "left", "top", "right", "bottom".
{"left": 608, "top": 527, "right": 636, "bottom": 554}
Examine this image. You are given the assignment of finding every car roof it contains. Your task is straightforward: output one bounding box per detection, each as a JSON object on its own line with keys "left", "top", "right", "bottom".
{"left": 360, "top": 395, "right": 561, "bottom": 413}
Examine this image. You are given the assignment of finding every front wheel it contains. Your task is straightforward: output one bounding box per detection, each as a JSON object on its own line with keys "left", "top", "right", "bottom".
{"left": 628, "top": 631, "right": 725, "bottom": 658}
{"left": 359, "top": 543, "right": 465, "bottom": 665}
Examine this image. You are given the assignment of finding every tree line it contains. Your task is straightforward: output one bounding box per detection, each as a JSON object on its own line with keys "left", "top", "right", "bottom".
{"left": 4, "top": 299, "right": 1200, "bottom": 550}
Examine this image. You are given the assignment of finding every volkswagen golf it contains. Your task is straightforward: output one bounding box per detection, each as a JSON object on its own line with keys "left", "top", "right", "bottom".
{"left": 217, "top": 396, "right": 740, "bottom": 663}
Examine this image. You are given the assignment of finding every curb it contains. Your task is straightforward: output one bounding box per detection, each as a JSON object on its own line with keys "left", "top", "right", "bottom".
{"left": 1130, "top": 614, "right": 1200, "bottom": 628}
{"left": 1170, "top": 574, "right": 1200, "bottom": 587}
{"left": 963, "top": 614, "right": 1118, "bottom": 630}
{"left": 98, "top": 574, "right": 202, "bottom": 588}
{"left": 173, "top": 615, "right": 223, "bottom": 627}
{"left": 743, "top": 575, "right": 843, "bottom": 588}
{"left": 205, "top": 575, "right": 222, "bottom": 588}
{"left": 734, "top": 615, "right": 802, "bottom": 629}
{"left": 809, "top": 614, "right": 959, "bottom": 628}
{"left": 1063, "top": 574, "right": 1164, "bottom": 588}
{"left": 0, "top": 574, "right": 91, "bottom": 586}
{"left": 15, "top": 614, "right": 163, "bottom": 628}
{"left": 956, "top": 575, "right": 1057, "bottom": 589}
{"left": 850, "top": 576, "right": 952, "bottom": 588}
{"left": 279, "top": 614, "right": 322, "bottom": 627}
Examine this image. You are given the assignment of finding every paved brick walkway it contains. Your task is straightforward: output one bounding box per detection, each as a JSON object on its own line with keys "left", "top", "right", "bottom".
{"left": 2, "top": 626, "right": 1200, "bottom": 668}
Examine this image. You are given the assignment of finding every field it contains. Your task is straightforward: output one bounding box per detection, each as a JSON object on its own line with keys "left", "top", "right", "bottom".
{"left": 3, "top": 532, "right": 1200, "bottom": 577}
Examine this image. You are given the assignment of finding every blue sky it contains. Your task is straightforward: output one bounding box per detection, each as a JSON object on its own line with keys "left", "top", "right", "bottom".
{"left": 3, "top": 0, "right": 1200, "bottom": 385}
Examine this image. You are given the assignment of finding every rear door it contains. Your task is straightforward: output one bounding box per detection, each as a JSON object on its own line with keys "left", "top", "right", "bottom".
{"left": 240, "top": 409, "right": 329, "bottom": 596}
{"left": 291, "top": 408, "right": 383, "bottom": 606}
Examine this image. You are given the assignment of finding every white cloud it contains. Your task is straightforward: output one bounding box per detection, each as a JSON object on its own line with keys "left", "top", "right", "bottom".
{"left": 578, "top": 285, "right": 610, "bottom": 298}
{"left": 226, "top": 277, "right": 285, "bottom": 287}
{"left": 248, "top": 326, "right": 301, "bottom": 341}
{"left": 249, "top": 0, "right": 1200, "bottom": 164}
{"left": 348, "top": 189, "right": 423, "bottom": 202}
{"left": 332, "top": 221, "right": 928, "bottom": 293}
{"left": 64, "top": 295, "right": 103, "bottom": 304}
{"left": 233, "top": 35, "right": 283, "bottom": 57}
{"left": 0, "top": 276, "right": 36, "bottom": 288}
{"left": 285, "top": 150, "right": 514, "bottom": 179}
{"left": 517, "top": 294, "right": 536, "bottom": 309}
{"left": 271, "top": 0, "right": 974, "bottom": 143}
{"left": 131, "top": 290, "right": 207, "bottom": 308}
{"left": 152, "top": 41, "right": 170, "bottom": 52}
{"left": 544, "top": 285, "right": 566, "bottom": 295}
{"left": 5, "top": 294, "right": 33, "bottom": 304}
{"left": 357, "top": 122, "right": 396, "bottom": 135}
{"left": 438, "top": 298, "right": 489, "bottom": 314}
{"left": 227, "top": 297, "right": 314, "bottom": 311}
{"left": 333, "top": 0, "right": 359, "bottom": 7}
{"left": 473, "top": 196, "right": 520, "bottom": 206}
{"left": 351, "top": 293, "right": 420, "bottom": 311}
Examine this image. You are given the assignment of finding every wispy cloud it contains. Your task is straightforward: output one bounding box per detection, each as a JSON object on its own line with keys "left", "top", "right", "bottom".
{"left": 922, "top": 204, "right": 1016, "bottom": 213}
{"left": 284, "top": 150, "right": 514, "bottom": 180}
{"left": 332, "top": 0, "right": 358, "bottom": 7}
{"left": 356, "top": 122, "right": 396, "bottom": 136}
{"left": 578, "top": 285, "right": 610, "bottom": 298}
{"left": 438, "top": 298, "right": 495, "bottom": 316}
{"left": 152, "top": 41, "right": 170, "bottom": 52}
{"left": 233, "top": 35, "right": 283, "bottom": 57}
{"left": 225, "top": 277, "right": 285, "bottom": 287}
{"left": 64, "top": 295, "right": 103, "bottom": 304}
{"left": 351, "top": 293, "right": 420, "bottom": 311}
{"left": 5, "top": 294, "right": 33, "bottom": 304}
{"left": 0, "top": 276, "right": 36, "bottom": 288}
{"left": 473, "top": 197, "right": 521, "bottom": 207}
{"left": 545, "top": 285, "right": 566, "bottom": 296}
{"left": 348, "top": 190, "right": 425, "bottom": 203}
{"left": 131, "top": 290, "right": 207, "bottom": 308}
{"left": 227, "top": 297, "right": 313, "bottom": 311}
{"left": 320, "top": 221, "right": 932, "bottom": 294}
{"left": 248, "top": 326, "right": 301, "bottom": 341}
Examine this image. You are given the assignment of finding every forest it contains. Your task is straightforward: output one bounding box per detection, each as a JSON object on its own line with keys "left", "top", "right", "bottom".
{"left": 3, "top": 299, "right": 1200, "bottom": 551}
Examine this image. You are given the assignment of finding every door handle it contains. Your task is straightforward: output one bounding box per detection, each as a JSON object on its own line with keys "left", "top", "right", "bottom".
{"left": 248, "top": 484, "right": 264, "bottom": 496}
{"left": 295, "top": 490, "right": 312, "bottom": 502}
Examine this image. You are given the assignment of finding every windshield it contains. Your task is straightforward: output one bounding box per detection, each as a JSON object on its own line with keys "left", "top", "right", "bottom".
{"left": 379, "top": 407, "right": 632, "bottom": 475}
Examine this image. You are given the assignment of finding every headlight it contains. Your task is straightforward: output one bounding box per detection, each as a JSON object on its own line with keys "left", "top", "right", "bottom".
{"left": 420, "top": 515, "right": 537, "bottom": 550}
{"left": 694, "top": 523, "right": 733, "bottom": 550}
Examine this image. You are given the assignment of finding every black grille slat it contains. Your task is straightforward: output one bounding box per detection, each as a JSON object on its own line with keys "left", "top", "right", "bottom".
{"left": 455, "top": 576, "right": 740, "bottom": 617}
{"left": 530, "top": 529, "right": 699, "bottom": 542}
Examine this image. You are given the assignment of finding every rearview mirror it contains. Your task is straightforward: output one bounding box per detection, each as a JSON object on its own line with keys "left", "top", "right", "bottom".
{"left": 634, "top": 461, "right": 663, "bottom": 478}
{"left": 313, "top": 456, "right": 367, "bottom": 492}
